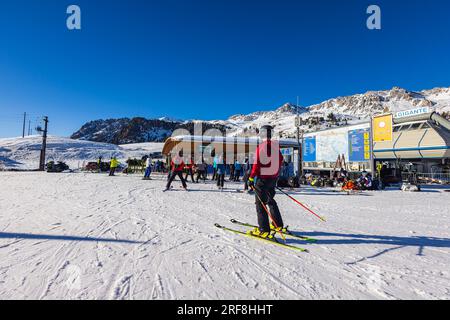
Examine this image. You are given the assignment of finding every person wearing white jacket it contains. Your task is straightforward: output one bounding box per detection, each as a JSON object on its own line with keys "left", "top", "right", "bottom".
{"left": 143, "top": 156, "right": 152, "bottom": 180}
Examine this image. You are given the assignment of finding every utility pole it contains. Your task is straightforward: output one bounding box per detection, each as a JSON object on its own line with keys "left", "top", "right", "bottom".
{"left": 295, "top": 96, "right": 304, "bottom": 182}
{"left": 28, "top": 120, "right": 32, "bottom": 136}
{"left": 39, "top": 116, "right": 49, "bottom": 171}
{"left": 22, "top": 112, "right": 27, "bottom": 138}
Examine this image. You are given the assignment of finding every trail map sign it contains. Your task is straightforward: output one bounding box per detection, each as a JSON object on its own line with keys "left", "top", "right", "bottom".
{"left": 349, "top": 129, "right": 371, "bottom": 162}
{"left": 303, "top": 137, "right": 316, "bottom": 162}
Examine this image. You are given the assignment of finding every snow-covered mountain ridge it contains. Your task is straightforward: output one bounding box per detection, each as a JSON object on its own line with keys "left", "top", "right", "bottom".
{"left": 71, "top": 86, "right": 450, "bottom": 142}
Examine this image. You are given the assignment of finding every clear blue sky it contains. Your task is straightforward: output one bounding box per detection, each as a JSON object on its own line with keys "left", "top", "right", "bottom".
{"left": 1, "top": 0, "right": 449, "bottom": 138}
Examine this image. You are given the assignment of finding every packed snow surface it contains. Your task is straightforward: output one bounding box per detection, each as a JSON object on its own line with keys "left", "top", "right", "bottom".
{"left": 0, "top": 172, "right": 449, "bottom": 300}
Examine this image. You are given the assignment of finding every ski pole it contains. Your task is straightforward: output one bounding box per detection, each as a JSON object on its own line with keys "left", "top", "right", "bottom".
{"left": 251, "top": 186, "right": 287, "bottom": 241}
{"left": 276, "top": 187, "right": 326, "bottom": 222}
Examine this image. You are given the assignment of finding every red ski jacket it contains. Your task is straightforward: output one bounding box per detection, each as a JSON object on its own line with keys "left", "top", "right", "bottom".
{"left": 250, "top": 140, "right": 283, "bottom": 179}
{"left": 171, "top": 159, "right": 185, "bottom": 172}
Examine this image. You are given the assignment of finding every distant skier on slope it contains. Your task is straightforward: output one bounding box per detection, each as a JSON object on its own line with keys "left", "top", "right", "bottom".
{"left": 109, "top": 157, "right": 120, "bottom": 176}
{"left": 164, "top": 155, "right": 188, "bottom": 191}
{"left": 247, "top": 125, "right": 284, "bottom": 239}
{"left": 143, "top": 155, "right": 152, "bottom": 180}
{"left": 97, "top": 156, "right": 103, "bottom": 173}
{"left": 216, "top": 154, "right": 226, "bottom": 190}
{"left": 195, "top": 159, "right": 207, "bottom": 183}
{"left": 184, "top": 158, "right": 195, "bottom": 183}
{"left": 242, "top": 157, "right": 253, "bottom": 193}
{"left": 212, "top": 155, "right": 218, "bottom": 181}
{"left": 234, "top": 159, "right": 242, "bottom": 181}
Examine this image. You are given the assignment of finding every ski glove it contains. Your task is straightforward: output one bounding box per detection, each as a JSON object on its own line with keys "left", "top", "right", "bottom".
{"left": 248, "top": 177, "right": 255, "bottom": 189}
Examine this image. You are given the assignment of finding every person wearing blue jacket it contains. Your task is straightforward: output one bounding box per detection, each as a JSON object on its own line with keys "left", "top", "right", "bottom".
{"left": 212, "top": 155, "right": 218, "bottom": 181}
{"left": 216, "top": 154, "right": 226, "bottom": 190}
{"left": 234, "top": 160, "right": 242, "bottom": 182}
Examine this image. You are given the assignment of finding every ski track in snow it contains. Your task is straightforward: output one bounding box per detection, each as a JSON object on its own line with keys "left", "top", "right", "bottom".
{"left": 0, "top": 172, "right": 449, "bottom": 299}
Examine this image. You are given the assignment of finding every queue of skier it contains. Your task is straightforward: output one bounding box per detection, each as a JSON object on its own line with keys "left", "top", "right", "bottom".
{"left": 97, "top": 125, "right": 296, "bottom": 240}
{"left": 162, "top": 125, "right": 286, "bottom": 238}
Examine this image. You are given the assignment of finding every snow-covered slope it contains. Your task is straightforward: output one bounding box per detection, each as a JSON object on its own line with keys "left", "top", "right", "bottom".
{"left": 0, "top": 172, "right": 449, "bottom": 299}
{"left": 0, "top": 136, "right": 163, "bottom": 171}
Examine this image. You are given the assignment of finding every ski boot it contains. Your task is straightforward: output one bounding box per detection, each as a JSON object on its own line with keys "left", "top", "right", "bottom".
{"left": 247, "top": 228, "right": 275, "bottom": 240}
{"left": 270, "top": 224, "right": 288, "bottom": 234}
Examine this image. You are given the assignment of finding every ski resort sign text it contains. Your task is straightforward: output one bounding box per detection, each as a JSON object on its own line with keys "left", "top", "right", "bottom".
{"left": 394, "top": 107, "right": 431, "bottom": 119}
{"left": 65, "top": 4, "right": 380, "bottom": 31}
{"left": 67, "top": 5, "right": 81, "bottom": 30}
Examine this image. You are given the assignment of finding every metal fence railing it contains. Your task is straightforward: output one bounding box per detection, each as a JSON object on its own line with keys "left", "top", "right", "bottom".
{"left": 402, "top": 173, "right": 450, "bottom": 185}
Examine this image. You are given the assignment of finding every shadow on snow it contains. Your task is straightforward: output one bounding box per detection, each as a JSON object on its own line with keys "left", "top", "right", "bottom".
{"left": 287, "top": 230, "right": 450, "bottom": 263}
{"left": 0, "top": 232, "right": 143, "bottom": 244}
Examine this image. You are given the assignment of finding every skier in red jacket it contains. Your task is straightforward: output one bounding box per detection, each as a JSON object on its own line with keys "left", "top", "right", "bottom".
{"left": 248, "top": 125, "right": 284, "bottom": 238}
{"left": 164, "top": 155, "right": 188, "bottom": 191}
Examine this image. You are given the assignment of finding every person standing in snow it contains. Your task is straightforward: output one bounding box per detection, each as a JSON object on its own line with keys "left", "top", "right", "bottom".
{"left": 143, "top": 155, "right": 152, "bottom": 180}
{"left": 212, "top": 155, "right": 218, "bottom": 181}
{"left": 243, "top": 157, "right": 252, "bottom": 192}
{"left": 165, "top": 155, "right": 188, "bottom": 191}
{"left": 97, "top": 156, "right": 103, "bottom": 173}
{"left": 216, "top": 154, "right": 226, "bottom": 190}
{"left": 229, "top": 163, "right": 235, "bottom": 181}
{"left": 184, "top": 158, "right": 195, "bottom": 183}
{"left": 195, "top": 160, "right": 207, "bottom": 183}
{"left": 247, "top": 125, "right": 284, "bottom": 238}
{"left": 109, "top": 157, "right": 120, "bottom": 176}
{"left": 234, "top": 159, "right": 242, "bottom": 182}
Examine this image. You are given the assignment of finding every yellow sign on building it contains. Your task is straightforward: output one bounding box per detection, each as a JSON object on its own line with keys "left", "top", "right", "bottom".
{"left": 372, "top": 114, "right": 393, "bottom": 142}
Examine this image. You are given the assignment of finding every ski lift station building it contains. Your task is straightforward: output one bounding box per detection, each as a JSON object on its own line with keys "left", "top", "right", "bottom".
{"left": 162, "top": 135, "right": 301, "bottom": 163}
{"left": 162, "top": 112, "right": 450, "bottom": 178}
{"left": 302, "top": 112, "right": 450, "bottom": 176}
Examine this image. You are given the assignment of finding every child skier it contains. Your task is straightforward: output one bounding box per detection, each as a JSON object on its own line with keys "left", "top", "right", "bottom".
{"left": 247, "top": 125, "right": 284, "bottom": 239}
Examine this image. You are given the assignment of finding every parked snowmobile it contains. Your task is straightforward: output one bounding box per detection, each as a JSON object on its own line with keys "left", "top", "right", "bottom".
{"left": 46, "top": 161, "right": 70, "bottom": 173}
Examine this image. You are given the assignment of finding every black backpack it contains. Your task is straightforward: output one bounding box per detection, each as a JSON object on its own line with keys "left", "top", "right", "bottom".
{"left": 288, "top": 177, "right": 300, "bottom": 188}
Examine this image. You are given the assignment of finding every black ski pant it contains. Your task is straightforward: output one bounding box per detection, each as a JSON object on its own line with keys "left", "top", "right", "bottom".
{"left": 234, "top": 169, "right": 242, "bottom": 181}
{"left": 243, "top": 173, "right": 250, "bottom": 190}
{"left": 196, "top": 170, "right": 207, "bottom": 183}
{"left": 166, "top": 171, "right": 187, "bottom": 189}
{"left": 109, "top": 167, "right": 116, "bottom": 176}
{"left": 217, "top": 174, "right": 225, "bottom": 188}
{"left": 184, "top": 168, "right": 195, "bottom": 183}
{"left": 254, "top": 178, "right": 283, "bottom": 232}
